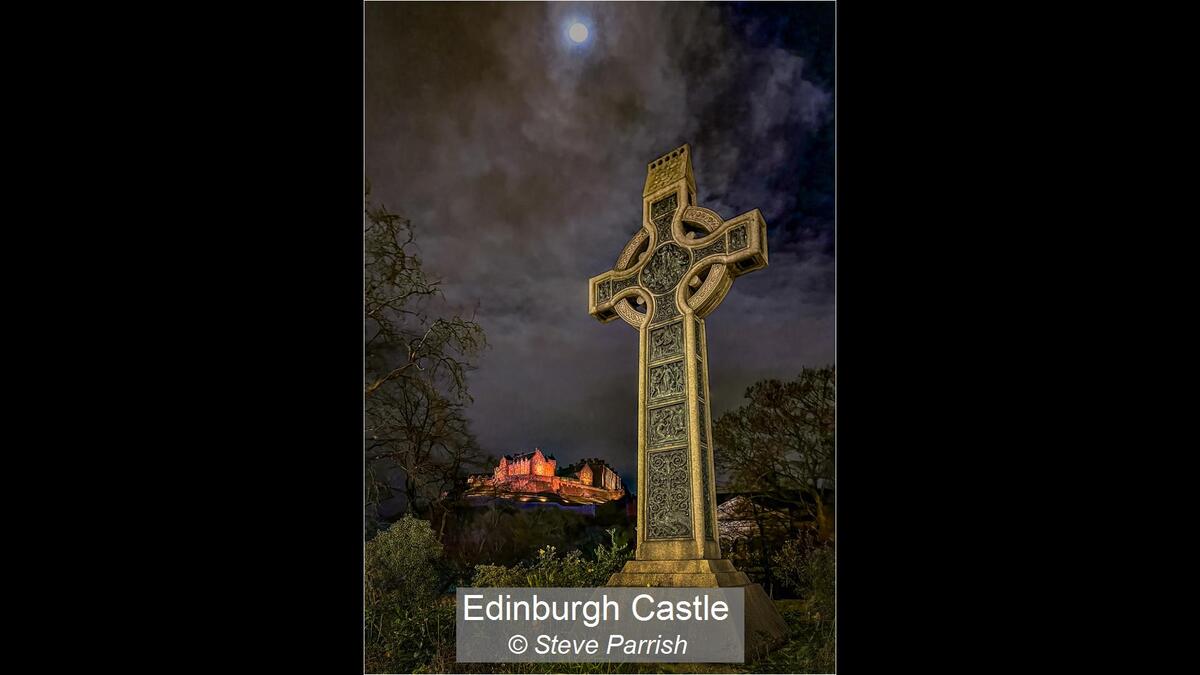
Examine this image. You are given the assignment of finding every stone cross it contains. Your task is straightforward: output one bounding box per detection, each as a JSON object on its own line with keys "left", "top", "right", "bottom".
{"left": 588, "top": 144, "right": 769, "bottom": 567}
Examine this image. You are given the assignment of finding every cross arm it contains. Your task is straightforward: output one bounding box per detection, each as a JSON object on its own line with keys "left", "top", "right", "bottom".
{"left": 590, "top": 228, "right": 654, "bottom": 327}
{"left": 676, "top": 208, "right": 769, "bottom": 318}
{"left": 589, "top": 267, "right": 648, "bottom": 326}
{"left": 683, "top": 208, "right": 768, "bottom": 276}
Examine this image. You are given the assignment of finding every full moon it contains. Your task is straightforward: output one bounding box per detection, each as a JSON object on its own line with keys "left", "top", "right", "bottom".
{"left": 569, "top": 23, "right": 588, "bottom": 43}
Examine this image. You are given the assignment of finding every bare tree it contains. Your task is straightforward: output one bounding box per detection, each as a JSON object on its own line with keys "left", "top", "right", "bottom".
{"left": 365, "top": 186, "right": 485, "bottom": 400}
{"left": 364, "top": 185, "right": 489, "bottom": 532}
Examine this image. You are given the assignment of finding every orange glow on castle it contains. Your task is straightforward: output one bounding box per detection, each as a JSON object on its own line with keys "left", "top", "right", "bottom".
{"left": 466, "top": 448, "right": 624, "bottom": 505}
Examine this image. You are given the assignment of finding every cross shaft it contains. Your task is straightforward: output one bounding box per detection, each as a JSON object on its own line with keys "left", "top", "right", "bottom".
{"left": 588, "top": 144, "right": 769, "bottom": 562}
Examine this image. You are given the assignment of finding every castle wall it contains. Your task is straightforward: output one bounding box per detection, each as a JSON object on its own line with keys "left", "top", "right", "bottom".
{"left": 493, "top": 451, "right": 557, "bottom": 480}
{"left": 470, "top": 453, "right": 624, "bottom": 504}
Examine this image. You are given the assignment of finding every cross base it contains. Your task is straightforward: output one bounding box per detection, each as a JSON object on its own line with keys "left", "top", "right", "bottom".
{"left": 606, "top": 559, "right": 790, "bottom": 661}
{"left": 607, "top": 558, "right": 749, "bottom": 587}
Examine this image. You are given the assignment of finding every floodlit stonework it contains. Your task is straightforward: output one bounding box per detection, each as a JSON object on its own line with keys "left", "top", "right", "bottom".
{"left": 587, "top": 144, "right": 787, "bottom": 656}
{"left": 465, "top": 448, "right": 625, "bottom": 505}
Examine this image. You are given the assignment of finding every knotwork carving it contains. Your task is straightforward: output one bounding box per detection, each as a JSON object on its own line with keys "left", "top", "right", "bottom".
{"left": 651, "top": 193, "right": 677, "bottom": 222}
{"left": 652, "top": 293, "right": 680, "bottom": 324}
{"left": 651, "top": 194, "right": 678, "bottom": 243}
{"left": 614, "top": 229, "right": 650, "bottom": 271}
{"left": 682, "top": 205, "right": 722, "bottom": 232}
{"left": 694, "top": 238, "right": 726, "bottom": 260}
{"left": 611, "top": 274, "right": 639, "bottom": 294}
{"left": 645, "top": 448, "right": 692, "bottom": 539}
{"left": 700, "top": 443, "right": 714, "bottom": 540}
{"left": 729, "top": 223, "right": 748, "bottom": 251}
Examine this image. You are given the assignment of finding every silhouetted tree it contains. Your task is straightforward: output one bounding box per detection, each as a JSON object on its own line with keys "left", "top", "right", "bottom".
{"left": 714, "top": 366, "right": 835, "bottom": 590}
{"left": 364, "top": 184, "right": 489, "bottom": 534}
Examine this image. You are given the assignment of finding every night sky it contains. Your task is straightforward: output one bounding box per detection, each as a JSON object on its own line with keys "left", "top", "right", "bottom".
{"left": 365, "top": 2, "right": 834, "bottom": 486}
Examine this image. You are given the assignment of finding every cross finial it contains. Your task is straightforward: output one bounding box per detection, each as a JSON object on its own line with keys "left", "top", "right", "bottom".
{"left": 643, "top": 144, "right": 696, "bottom": 199}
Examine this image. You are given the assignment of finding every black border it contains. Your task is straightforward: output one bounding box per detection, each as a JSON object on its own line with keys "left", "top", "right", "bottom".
{"left": 185, "top": 1, "right": 1030, "bottom": 670}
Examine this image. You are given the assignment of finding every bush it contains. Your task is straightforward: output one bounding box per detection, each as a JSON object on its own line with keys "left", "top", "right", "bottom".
{"left": 366, "top": 514, "right": 444, "bottom": 601}
{"left": 755, "top": 536, "right": 836, "bottom": 675}
{"left": 445, "top": 502, "right": 634, "bottom": 571}
{"left": 772, "top": 536, "right": 835, "bottom": 621}
{"left": 365, "top": 515, "right": 454, "bottom": 673}
{"left": 470, "top": 527, "right": 631, "bottom": 588}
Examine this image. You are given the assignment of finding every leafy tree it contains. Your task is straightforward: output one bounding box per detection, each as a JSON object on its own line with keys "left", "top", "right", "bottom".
{"left": 714, "top": 366, "right": 835, "bottom": 592}
{"left": 364, "top": 185, "right": 489, "bottom": 533}
{"left": 714, "top": 366, "right": 835, "bottom": 536}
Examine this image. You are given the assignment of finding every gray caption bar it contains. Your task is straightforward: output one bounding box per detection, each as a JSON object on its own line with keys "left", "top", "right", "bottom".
{"left": 455, "top": 587, "right": 744, "bottom": 663}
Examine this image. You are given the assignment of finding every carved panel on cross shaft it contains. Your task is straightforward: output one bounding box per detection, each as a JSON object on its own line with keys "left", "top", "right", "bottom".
{"left": 655, "top": 219, "right": 673, "bottom": 244}
{"left": 729, "top": 224, "right": 748, "bottom": 251}
{"left": 649, "top": 321, "right": 682, "bottom": 362}
{"left": 645, "top": 447, "right": 693, "bottom": 540}
{"left": 651, "top": 194, "right": 678, "bottom": 243}
{"left": 648, "top": 402, "right": 687, "bottom": 449}
{"left": 697, "top": 403, "right": 707, "bottom": 444}
{"left": 597, "top": 279, "right": 612, "bottom": 303}
{"left": 651, "top": 193, "right": 677, "bottom": 222}
{"left": 648, "top": 359, "right": 685, "bottom": 403}
{"left": 700, "top": 443, "right": 714, "bottom": 540}
{"left": 652, "top": 293, "right": 680, "bottom": 324}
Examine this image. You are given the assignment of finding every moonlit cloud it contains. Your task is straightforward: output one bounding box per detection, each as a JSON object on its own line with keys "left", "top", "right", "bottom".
{"left": 366, "top": 2, "right": 834, "bottom": 484}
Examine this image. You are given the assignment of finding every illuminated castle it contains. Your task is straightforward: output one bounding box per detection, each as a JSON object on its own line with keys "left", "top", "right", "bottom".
{"left": 466, "top": 448, "right": 624, "bottom": 505}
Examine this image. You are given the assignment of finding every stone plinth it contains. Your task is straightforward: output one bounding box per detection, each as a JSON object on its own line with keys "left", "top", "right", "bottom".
{"left": 607, "top": 558, "right": 789, "bottom": 661}
{"left": 607, "top": 558, "right": 748, "bottom": 587}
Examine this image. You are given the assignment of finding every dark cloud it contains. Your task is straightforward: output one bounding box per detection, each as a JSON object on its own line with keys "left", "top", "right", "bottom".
{"left": 366, "top": 2, "right": 834, "bottom": 483}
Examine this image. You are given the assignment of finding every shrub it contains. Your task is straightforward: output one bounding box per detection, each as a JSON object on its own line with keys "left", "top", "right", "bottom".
{"left": 365, "top": 515, "right": 454, "bottom": 673}
{"left": 772, "top": 536, "right": 835, "bottom": 621}
{"left": 470, "top": 527, "right": 631, "bottom": 588}
{"left": 366, "top": 514, "right": 444, "bottom": 602}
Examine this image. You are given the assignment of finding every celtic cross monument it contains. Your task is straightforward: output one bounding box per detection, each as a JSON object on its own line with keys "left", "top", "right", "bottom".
{"left": 588, "top": 144, "right": 787, "bottom": 650}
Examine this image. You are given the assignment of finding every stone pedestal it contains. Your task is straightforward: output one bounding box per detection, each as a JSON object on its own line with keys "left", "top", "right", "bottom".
{"left": 607, "top": 558, "right": 789, "bottom": 661}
